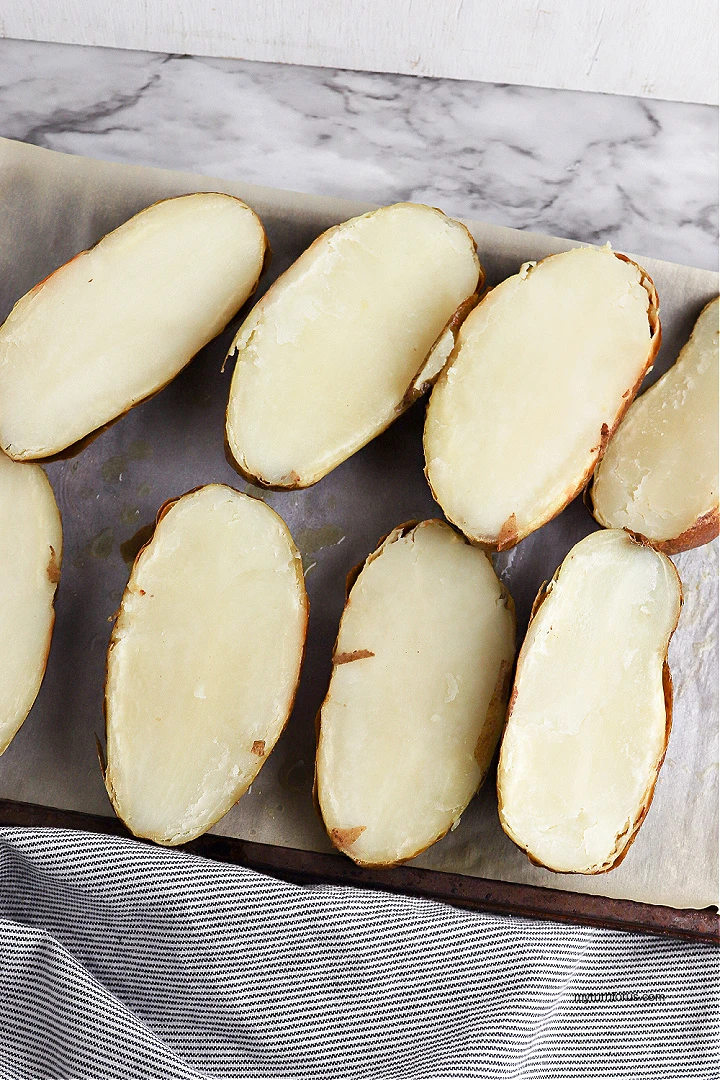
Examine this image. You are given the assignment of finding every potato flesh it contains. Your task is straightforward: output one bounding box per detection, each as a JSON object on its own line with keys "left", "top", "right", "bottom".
{"left": 104, "top": 486, "right": 307, "bottom": 845}
{"left": 425, "top": 247, "right": 655, "bottom": 546}
{"left": 317, "top": 520, "right": 515, "bottom": 867}
{"left": 592, "top": 297, "right": 719, "bottom": 545}
{"left": 497, "top": 530, "right": 681, "bottom": 875}
{"left": 226, "top": 203, "right": 480, "bottom": 487}
{"left": 0, "top": 194, "right": 266, "bottom": 459}
{"left": 0, "top": 452, "right": 61, "bottom": 753}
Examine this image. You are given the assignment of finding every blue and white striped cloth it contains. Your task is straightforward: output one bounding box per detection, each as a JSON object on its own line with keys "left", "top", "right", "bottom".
{"left": 0, "top": 827, "right": 716, "bottom": 1079}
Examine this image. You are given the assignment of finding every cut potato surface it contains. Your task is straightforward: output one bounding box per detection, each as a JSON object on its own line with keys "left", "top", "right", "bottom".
{"left": 226, "top": 203, "right": 481, "bottom": 488}
{"left": 104, "top": 485, "right": 307, "bottom": 845}
{"left": 591, "top": 296, "right": 719, "bottom": 553}
{"left": 0, "top": 452, "right": 61, "bottom": 754}
{"left": 425, "top": 246, "right": 660, "bottom": 548}
{"left": 0, "top": 193, "right": 267, "bottom": 459}
{"left": 497, "top": 529, "right": 681, "bottom": 875}
{"left": 317, "top": 519, "right": 515, "bottom": 867}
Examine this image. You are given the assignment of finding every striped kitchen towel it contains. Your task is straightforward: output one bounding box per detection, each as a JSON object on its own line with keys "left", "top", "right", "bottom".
{"left": 0, "top": 827, "right": 716, "bottom": 1080}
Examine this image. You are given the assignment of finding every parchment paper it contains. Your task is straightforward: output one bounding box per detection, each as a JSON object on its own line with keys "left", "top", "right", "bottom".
{"left": 0, "top": 136, "right": 716, "bottom": 910}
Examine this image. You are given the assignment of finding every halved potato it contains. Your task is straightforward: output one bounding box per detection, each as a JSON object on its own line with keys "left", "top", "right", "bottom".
{"left": 424, "top": 246, "right": 660, "bottom": 549}
{"left": 0, "top": 452, "right": 61, "bottom": 754}
{"left": 104, "top": 485, "right": 308, "bottom": 845}
{"left": 590, "top": 296, "right": 719, "bottom": 554}
{"left": 316, "top": 519, "right": 515, "bottom": 867}
{"left": 0, "top": 193, "right": 267, "bottom": 460}
{"left": 225, "top": 203, "right": 482, "bottom": 488}
{"left": 497, "top": 529, "right": 681, "bottom": 875}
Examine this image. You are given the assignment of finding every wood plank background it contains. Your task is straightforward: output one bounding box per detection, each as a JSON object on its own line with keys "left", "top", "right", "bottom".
{"left": 0, "top": 0, "right": 717, "bottom": 104}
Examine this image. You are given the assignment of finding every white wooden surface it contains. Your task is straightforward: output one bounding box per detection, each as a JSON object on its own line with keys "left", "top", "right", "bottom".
{"left": 0, "top": 0, "right": 717, "bottom": 104}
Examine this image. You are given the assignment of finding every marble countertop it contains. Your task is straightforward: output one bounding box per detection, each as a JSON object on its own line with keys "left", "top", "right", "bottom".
{"left": 0, "top": 36, "right": 717, "bottom": 270}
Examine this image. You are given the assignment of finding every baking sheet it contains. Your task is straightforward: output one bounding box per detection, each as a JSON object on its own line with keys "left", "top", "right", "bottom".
{"left": 0, "top": 136, "right": 717, "bottom": 910}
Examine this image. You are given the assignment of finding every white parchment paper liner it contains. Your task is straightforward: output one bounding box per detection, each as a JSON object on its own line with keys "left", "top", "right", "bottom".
{"left": 0, "top": 137, "right": 716, "bottom": 909}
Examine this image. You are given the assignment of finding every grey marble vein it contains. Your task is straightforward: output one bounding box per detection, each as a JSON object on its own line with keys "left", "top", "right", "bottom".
{"left": 0, "top": 36, "right": 717, "bottom": 269}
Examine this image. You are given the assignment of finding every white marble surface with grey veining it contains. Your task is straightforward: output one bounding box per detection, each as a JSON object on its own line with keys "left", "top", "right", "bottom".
{"left": 0, "top": 36, "right": 717, "bottom": 269}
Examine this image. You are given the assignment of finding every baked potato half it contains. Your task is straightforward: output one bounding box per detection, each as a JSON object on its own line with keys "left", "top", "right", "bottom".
{"left": 424, "top": 246, "right": 660, "bottom": 549}
{"left": 0, "top": 452, "right": 62, "bottom": 754}
{"left": 225, "top": 203, "right": 482, "bottom": 489}
{"left": 0, "top": 193, "right": 267, "bottom": 460}
{"left": 104, "top": 485, "right": 308, "bottom": 846}
{"left": 590, "top": 296, "right": 719, "bottom": 554}
{"left": 497, "top": 529, "right": 682, "bottom": 875}
{"left": 316, "top": 519, "right": 515, "bottom": 867}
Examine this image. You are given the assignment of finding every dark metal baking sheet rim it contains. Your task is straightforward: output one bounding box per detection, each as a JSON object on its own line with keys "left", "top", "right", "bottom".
{"left": 1, "top": 799, "right": 716, "bottom": 945}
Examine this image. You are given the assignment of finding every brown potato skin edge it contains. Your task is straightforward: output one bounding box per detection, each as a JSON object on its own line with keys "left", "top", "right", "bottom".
{"left": 224, "top": 204, "right": 484, "bottom": 490}
{"left": 424, "top": 251, "right": 662, "bottom": 551}
{"left": 496, "top": 540, "right": 683, "bottom": 875}
{"left": 0, "top": 471, "right": 63, "bottom": 756}
{"left": 588, "top": 491, "right": 720, "bottom": 558}
{"left": 403, "top": 289, "right": 484, "bottom": 405}
{"left": 1, "top": 193, "right": 269, "bottom": 463}
{"left": 650, "top": 509, "right": 720, "bottom": 555}
{"left": 101, "top": 483, "right": 309, "bottom": 847}
{"left": 315, "top": 518, "right": 515, "bottom": 868}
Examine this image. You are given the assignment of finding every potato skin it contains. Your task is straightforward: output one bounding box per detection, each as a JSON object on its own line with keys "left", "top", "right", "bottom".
{"left": 496, "top": 534, "right": 681, "bottom": 875}
{"left": 101, "top": 484, "right": 309, "bottom": 845}
{"left": 1, "top": 194, "right": 269, "bottom": 463}
{"left": 317, "top": 518, "right": 515, "bottom": 869}
{"left": 424, "top": 250, "right": 661, "bottom": 551}
{"left": 587, "top": 293, "right": 720, "bottom": 556}
{"left": 587, "top": 499, "right": 720, "bottom": 556}
{"left": 403, "top": 290, "right": 483, "bottom": 403}
{"left": 224, "top": 205, "right": 484, "bottom": 490}
{"left": 650, "top": 510, "right": 720, "bottom": 556}
{"left": 587, "top": 478, "right": 720, "bottom": 559}
{"left": 223, "top": 437, "right": 305, "bottom": 492}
